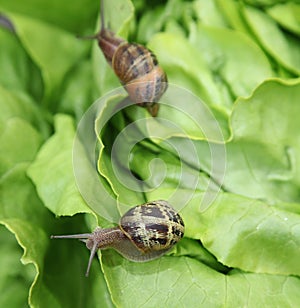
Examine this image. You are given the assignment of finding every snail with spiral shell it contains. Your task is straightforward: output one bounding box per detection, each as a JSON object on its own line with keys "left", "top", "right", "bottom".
{"left": 87, "top": 0, "right": 168, "bottom": 116}
{"left": 51, "top": 200, "right": 185, "bottom": 276}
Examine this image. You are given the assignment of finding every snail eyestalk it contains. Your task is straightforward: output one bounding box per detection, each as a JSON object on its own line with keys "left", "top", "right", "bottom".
{"left": 50, "top": 233, "right": 95, "bottom": 277}
{"left": 50, "top": 234, "right": 91, "bottom": 240}
{"left": 85, "top": 241, "right": 98, "bottom": 277}
{"left": 100, "top": 0, "right": 105, "bottom": 32}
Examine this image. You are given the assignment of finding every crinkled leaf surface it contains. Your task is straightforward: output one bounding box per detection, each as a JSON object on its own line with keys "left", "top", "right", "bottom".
{"left": 0, "top": 87, "right": 113, "bottom": 306}
{"left": 26, "top": 114, "right": 114, "bottom": 306}
{"left": 224, "top": 78, "right": 300, "bottom": 203}
{"left": 27, "top": 114, "right": 93, "bottom": 216}
{"left": 181, "top": 192, "right": 300, "bottom": 276}
{"left": 0, "top": 225, "right": 34, "bottom": 307}
{"left": 101, "top": 250, "right": 300, "bottom": 307}
{"left": 95, "top": 95, "right": 146, "bottom": 210}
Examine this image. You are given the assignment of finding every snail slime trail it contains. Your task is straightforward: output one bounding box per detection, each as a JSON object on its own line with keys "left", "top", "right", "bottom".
{"left": 51, "top": 201, "right": 184, "bottom": 276}
{"left": 84, "top": 0, "right": 168, "bottom": 116}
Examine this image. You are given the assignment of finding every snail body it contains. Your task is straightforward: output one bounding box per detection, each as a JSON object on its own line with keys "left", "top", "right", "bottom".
{"left": 91, "top": 0, "right": 168, "bottom": 116}
{"left": 51, "top": 200, "right": 184, "bottom": 276}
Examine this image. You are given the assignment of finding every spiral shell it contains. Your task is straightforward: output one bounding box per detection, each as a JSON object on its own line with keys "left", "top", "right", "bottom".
{"left": 120, "top": 200, "right": 184, "bottom": 253}
{"left": 97, "top": 27, "right": 167, "bottom": 116}
{"left": 112, "top": 43, "right": 168, "bottom": 105}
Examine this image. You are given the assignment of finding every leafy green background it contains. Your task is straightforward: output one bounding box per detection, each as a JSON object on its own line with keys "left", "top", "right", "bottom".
{"left": 0, "top": 0, "right": 300, "bottom": 307}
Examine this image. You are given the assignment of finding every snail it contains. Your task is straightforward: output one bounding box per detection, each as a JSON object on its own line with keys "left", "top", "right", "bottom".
{"left": 51, "top": 200, "right": 184, "bottom": 276}
{"left": 84, "top": 0, "right": 168, "bottom": 116}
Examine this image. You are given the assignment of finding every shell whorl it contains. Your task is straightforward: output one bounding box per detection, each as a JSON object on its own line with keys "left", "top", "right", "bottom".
{"left": 112, "top": 42, "right": 168, "bottom": 104}
{"left": 120, "top": 200, "right": 185, "bottom": 253}
{"left": 112, "top": 43, "right": 157, "bottom": 84}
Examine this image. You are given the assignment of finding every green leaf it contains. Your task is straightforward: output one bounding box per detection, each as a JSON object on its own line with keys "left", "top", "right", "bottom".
{"left": 215, "top": 0, "right": 252, "bottom": 34}
{"left": 95, "top": 96, "right": 146, "bottom": 209}
{"left": 266, "top": 3, "right": 300, "bottom": 36}
{"left": 193, "top": 0, "right": 229, "bottom": 28}
{"left": 0, "top": 164, "right": 113, "bottom": 307}
{"left": 136, "top": 5, "right": 167, "bottom": 43}
{"left": 0, "top": 85, "right": 50, "bottom": 138}
{"left": 27, "top": 114, "right": 92, "bottom": 216}
{"left": 243, "top": 5, "right": 300, "bottom": 75}
{"left": 173, "top": 238, "right": 229, "bottom": 273}
{"left": 0, "top": 110, "right": 111, "bottom": 307}
{"left": 44, "top": 215, "right": 114, "bottom": 308}
{"left": 129, "top": 143, "right": 216, "bottom": 195}
{"left": 0, "top": 162, "right": 58, "bottom": 307}
{"left": 136, "top": 0, "right": 187, "bottom": 43}
{"left": 102, "top": 0, "right": 134, "bottom": 36}
{"left": 58, "top": 60, "right": 97, "bottom": 120}
{"left": 148, "top": 33, "right": 230, "bottom": 111}
{"left": 2, "top": 12, "right": 88, "bottom": 107}
{"left": 0, "top": 0, "right": 99, "bottom": 33}
{"left": 101, "top": 251, "right": 300, "bottom": 307}
{"left": 182, "top": 192, "right": 300, "bottom": 276}
{"left": 0, "top": 27, "right": 43, "bottom": 100}
{"left": 243, "top": 0, "right": 290, "bottom": 6}
{"left": 225, "top": 78, "right": 300, "bottom": 203}
{"left": 0, "top": 117, "right": 42, "bottom": 176}
{"left": 225, "top": 270, "right": 300, "bottom": 307}
{"left": 0, "top": 225, "right": 34, "bottom": 307}
{"left": 190, "top": 24, "right": 274, "bottom": 99}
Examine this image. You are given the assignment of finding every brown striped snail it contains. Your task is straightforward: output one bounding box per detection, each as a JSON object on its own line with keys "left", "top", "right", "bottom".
{"left": 51, "top": 200, "right": 184, "bottom": 276}
{"left": 85, "top": 0, "right": 168, "bottom": 116}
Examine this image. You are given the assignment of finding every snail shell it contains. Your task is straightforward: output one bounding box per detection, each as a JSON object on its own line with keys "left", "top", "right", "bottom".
{"left": 51, "top": 200, "right": 184, "bottom": 276}
{"left": 120, "top": 200, "right": 184, "bottom": 253}
{"left": 94, "top": 1, "right": 168, "bottom": 117}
